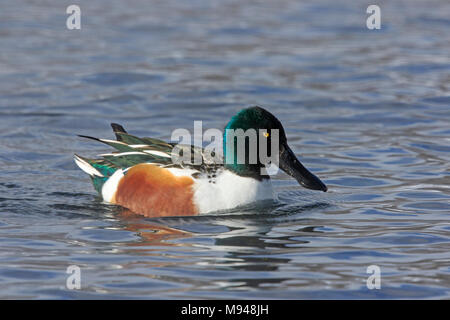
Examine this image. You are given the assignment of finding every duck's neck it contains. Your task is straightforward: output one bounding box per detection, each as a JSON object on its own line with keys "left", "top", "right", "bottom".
{"left": 223, "top": 133, "right": 267, "bottom": 181}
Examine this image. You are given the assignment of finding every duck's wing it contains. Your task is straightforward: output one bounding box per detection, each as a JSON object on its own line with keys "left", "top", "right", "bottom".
{"left": 77, "top": 123, "right": 223, "bottom": 173}
{"left": 171, "top": 143, "right": 224, "bottom": 177}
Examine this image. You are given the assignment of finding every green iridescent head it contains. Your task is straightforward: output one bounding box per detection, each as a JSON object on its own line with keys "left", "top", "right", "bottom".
{"left": 223, "top": 106, "right": 327, "bottom": 191}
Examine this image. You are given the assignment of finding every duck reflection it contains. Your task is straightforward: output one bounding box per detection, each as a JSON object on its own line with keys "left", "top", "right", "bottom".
{"left": 113, "top": 202, "right": 327, "bottom": 289}
{"left": 117, "top": 209, "right": 192, "bottom": 246}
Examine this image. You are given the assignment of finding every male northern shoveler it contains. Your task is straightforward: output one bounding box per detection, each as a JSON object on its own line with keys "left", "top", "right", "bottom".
{"left": 74, "top": 106, "right": 327, "bottom": 217}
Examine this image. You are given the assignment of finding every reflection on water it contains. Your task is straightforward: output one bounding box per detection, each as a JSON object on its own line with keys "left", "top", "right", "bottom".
{"left": 0, "top": 0, "right": 449, "bottom": 299}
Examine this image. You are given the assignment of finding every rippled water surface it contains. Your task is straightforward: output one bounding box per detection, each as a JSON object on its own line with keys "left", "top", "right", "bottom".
{"left": 0, "top": 0, "right": 449, "bottom": 299}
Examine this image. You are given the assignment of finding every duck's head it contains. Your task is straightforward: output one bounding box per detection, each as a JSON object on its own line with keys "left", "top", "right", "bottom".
{"left": 223, "top": 106, "right": 327, "bottom": 192}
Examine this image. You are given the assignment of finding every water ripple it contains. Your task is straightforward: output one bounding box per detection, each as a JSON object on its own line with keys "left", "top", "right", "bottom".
{"left": 0, "top": 0, "right": 449, "bottom": 299}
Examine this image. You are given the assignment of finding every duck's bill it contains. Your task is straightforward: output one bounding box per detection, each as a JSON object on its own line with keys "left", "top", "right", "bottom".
{"left": 278, "top": 144, "right": 327, "bottom": 192}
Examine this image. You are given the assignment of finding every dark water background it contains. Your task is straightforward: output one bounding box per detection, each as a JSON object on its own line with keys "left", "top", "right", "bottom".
{"left": 0, "top": 0, "right": 449, "bottom": 299}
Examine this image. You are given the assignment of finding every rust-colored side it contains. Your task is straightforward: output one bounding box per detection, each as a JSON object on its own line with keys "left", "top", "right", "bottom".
{"left": 114, "top": 164, "right": 198, "bottom": 217}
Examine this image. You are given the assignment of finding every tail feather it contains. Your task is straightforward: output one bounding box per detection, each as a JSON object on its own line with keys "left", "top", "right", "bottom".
{"left": 111, "top": 123, "right": 127, "bottom": 141}
{"left": 77, "top": 134, "right": 133, "bottom": 152}
{"left": 75, "top": 124, "right": 177, "bottom": 196}
{"left": 74, "top": 154, "right": 120, "bottom": 194}
{"left": 74, "top": 154, "right": 104, "bottom": 177}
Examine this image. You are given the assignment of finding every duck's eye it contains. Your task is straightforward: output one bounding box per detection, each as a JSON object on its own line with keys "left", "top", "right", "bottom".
{"left": 263, "top": 132, "right": 270, "bottom": 138}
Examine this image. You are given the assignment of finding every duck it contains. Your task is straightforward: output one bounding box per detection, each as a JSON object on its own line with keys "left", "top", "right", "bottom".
{"left": 74, "top": 106, "right": 327, "bottom": 217}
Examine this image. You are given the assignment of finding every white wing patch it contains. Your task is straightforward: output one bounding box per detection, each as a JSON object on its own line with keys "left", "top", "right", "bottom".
{"left": 99, "top": 138, "right": 128, "bottom": 145}
{"left": 99, "top": 151, "right": 147, "bottom": 157}
{"left": 74, "top": 155, "right": 104, "bottom": 177}
{"left": 129, "top": 144, "right": 150, "bottom": 148}
{"left": 143, "top": 150, "right": 172, "bottom": 158}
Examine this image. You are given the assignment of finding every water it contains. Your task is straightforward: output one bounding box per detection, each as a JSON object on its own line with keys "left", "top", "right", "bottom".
{"left": 0, "top": 0, "right": 449, "bottom": 299}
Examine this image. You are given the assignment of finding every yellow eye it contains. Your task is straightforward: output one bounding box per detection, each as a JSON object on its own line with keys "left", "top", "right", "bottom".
{"left": 263, "top": 132, "right": 270, "bottom": 138}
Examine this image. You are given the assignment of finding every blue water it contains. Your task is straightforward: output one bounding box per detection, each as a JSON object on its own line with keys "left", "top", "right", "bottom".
{"left": 0, "top": 0, "right": 449, "bottom": 299}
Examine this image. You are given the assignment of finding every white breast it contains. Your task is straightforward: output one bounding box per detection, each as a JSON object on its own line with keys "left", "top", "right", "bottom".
{"left": 192, "top": 170, "right": 273, "bottom": 214}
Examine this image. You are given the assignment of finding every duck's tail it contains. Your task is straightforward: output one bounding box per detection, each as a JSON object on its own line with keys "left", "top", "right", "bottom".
{"left": 74, "top": 154, "right": 118, "bottom": 194}
{"left": 74, "top": 122, "right": 176, "bottom": 195}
